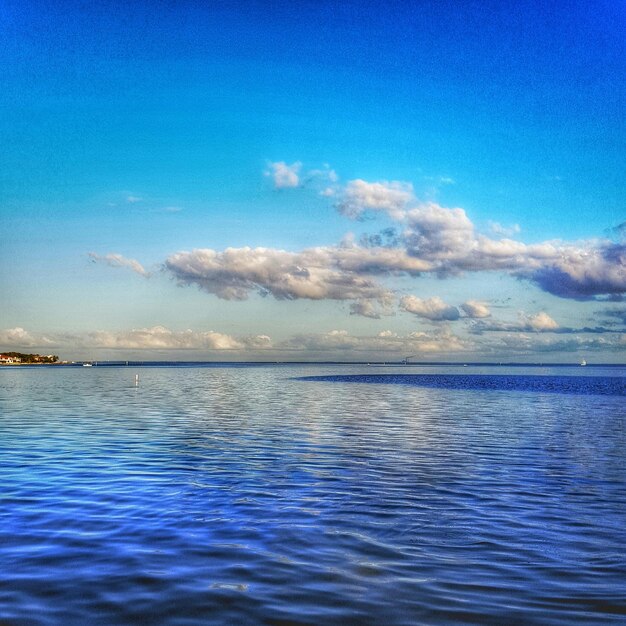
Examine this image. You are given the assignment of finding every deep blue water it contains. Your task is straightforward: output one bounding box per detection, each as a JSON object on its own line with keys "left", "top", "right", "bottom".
{"left": 1, "top": 364, "right": 625, "bottom": 625}
{"left": 295, "top": 373, "right": 626, "bottom": 396}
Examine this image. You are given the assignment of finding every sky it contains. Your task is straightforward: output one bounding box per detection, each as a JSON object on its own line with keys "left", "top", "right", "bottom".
{"left": 1, "top": 0, "right": 625, "bottom": 362}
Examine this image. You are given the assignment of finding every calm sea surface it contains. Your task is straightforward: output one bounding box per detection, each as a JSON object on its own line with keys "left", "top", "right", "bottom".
{"left": 1, "top": 364, "right": 625, "bottom": 625}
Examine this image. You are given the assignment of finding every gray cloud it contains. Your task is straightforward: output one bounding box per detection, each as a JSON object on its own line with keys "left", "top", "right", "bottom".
{"left": 349, "top": 297, "right": 394, "bottom": 319}
{"left": 599, "top": 306, "right": 626, "bottom": 327}
{"left": 520, "top": 243, "right": 626, "bottom": 300}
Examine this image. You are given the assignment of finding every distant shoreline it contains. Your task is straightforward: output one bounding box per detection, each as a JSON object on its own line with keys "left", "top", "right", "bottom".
{"left": 2, "top": 361, "right": 625, "bottom": 368}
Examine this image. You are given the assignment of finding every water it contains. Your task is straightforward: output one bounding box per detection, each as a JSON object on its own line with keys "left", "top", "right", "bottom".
{"left": 1, "top": 364, "right": 625, "bottom": 625}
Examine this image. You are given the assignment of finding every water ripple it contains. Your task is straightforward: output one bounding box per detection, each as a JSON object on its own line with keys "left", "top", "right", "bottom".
{"left": 1, "top": 365, "right": 625, "bottom": 624}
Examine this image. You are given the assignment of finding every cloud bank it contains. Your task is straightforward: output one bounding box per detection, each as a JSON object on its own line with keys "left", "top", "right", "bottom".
{"left": 92, "top": 169, "right": 625, "bottom": 330}
{"left": 0, "top": 326, "right": 271, "bottom": 351}
{"left": 162, "top": 176, "right": 625, "bottom": 307}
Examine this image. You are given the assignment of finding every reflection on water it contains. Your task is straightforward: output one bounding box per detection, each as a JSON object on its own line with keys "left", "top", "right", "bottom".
{"left": 1, "top": 364, "right": 625, "bottom": 625}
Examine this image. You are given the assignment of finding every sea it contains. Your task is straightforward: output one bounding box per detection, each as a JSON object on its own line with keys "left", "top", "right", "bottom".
{"left": 1, "top": 363, "right": 625, "bottom": 625}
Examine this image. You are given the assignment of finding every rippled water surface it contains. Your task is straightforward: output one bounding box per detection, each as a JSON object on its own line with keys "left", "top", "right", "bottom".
{"left": 1, "top": 364, "right": 625, "bottom": 625}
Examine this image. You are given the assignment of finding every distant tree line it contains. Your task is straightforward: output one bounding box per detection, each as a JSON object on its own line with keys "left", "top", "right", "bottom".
{"left": 1, "top": 352, "right": 59, "bottom": 363}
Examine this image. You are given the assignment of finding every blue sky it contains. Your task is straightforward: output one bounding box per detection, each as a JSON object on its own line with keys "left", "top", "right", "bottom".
{"left": 1, "top": 0, "right": 624, "bottom": 361}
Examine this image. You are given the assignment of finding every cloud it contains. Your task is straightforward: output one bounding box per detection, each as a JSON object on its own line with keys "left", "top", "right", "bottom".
{"left": 0, "top": 327, "right": 53, "bottom": 348}
{"left": 336, "top": 179, "right": 414, "bottom": 220}
{"left": 266, "top": 161, "right": 302, "bottom": 189}
{"left": 0, "top": 326, "right": 272, "bottom": 351}
{"left": 610, "top": 221, "right": 626, "bottom": 241}
{"left": 488, "top": 221, "right": 521, "bottom": 237}
{"left": 469, "top": 311, "right": 559, "bottom": 334}
{"left": 466, "top": 311, "right": 622, "bottom": 335}
{"left": 164, "top": 245, "right": 431, "bottom": 304}
{"left": 477, "top": 332, "right": 625, "bottom": 356}
{"left": 399, "top": 296, "right": 460, "bottom": 321}
{"left": 359, "top": 227, "right": 400, "bottom": 249}
{"left": 460, "top": 300, "right": 491, "bottom": 318}
{"left": 520, "top": 242, "right": 626, "bottom": 300}
{"left": 85, "top": 326, "right": 271, "bottom": 350}
{"left": 281, "top": 327, "right": 468, "bottom": 355}
{"left": 126, "top": 195, "right": 143, "bottom": 203}
{"left": 349, "top": 296, "right": 394, "bottom": 319}
{"left": 97, "top": 172, "right": 624, "bottom": 308}
{"left": 526, "top": 311, "right": 559, "bottom": 331}
{"left": 600, "top": 307, "right": 626, "bottom": 327}
{"left": 88, "top": 253, "right": 150, "bottom": 277}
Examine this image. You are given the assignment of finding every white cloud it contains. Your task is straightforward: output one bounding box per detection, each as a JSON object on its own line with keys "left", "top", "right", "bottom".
{"left": 95, "top": 172, "right": 624, "bottom": 309}
{"left": 88, "top": 253, "right": 150, "bottom": 277}
{"left": 266, "top": 161, "right": 302, "bottom": 189}
{"left": 399, "top": 296, "right": 460, "bottom": 321}
{"left": 337, "top": 179, "right": 414, "bottom": 220}
{"left": 461, "top": 300, "right": 491, "bottom": 318}
{"left": 126, "top": 195, "right": 143, "bottom": 203}
{"left": 164, "top": 245, "right": 428, "bottom": 303}
{"left": 526, "top": 311, "right": 559, "bottom": 331}
{"left": 0, "top": 327, "right": 52, "bottom": 348}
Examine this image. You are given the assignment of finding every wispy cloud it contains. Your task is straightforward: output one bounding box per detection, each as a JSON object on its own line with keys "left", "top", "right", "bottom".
{"left": 88, "top": 253, "right": 151, "bottom": 277}
{"left": 488, "top": 221, "right": 521, "bottom": 237}
{"left": 469, "top": 311, "right": 621, "bottom": 335}
{"left": 281, "top": 327, "right": 469, "bottom": 355}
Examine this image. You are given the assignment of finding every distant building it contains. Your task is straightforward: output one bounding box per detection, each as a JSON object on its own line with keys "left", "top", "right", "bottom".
{"left": 0, "top": 354, "right": 21, "bottom": 364}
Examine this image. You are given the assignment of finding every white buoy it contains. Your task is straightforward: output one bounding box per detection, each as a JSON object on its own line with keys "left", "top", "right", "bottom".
{"left": 134, "top": 374, "right": 139, "bottom": 386}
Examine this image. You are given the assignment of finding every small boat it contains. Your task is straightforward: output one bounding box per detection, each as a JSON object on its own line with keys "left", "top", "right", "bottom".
{"left": 82, "top": 362, "right": 93, "bottom": 367}
{"left": 580, "top": 359, "right": 587, "bottom": 366}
